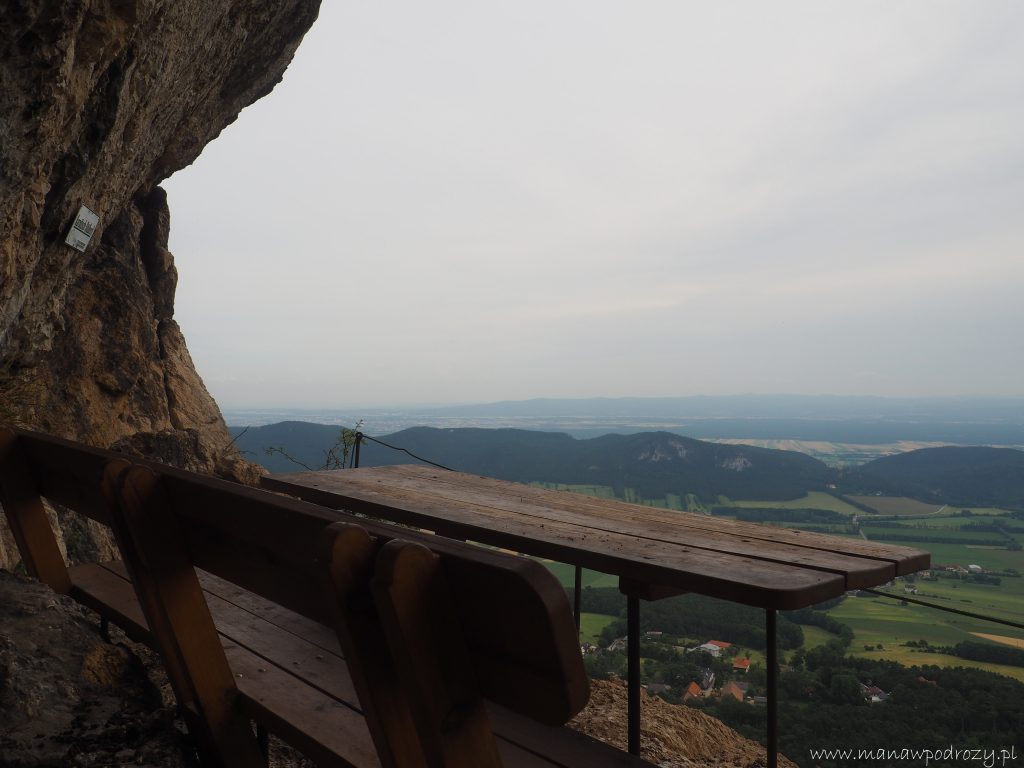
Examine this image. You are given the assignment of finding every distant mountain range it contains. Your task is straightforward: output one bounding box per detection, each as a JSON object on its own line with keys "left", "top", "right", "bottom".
{"left": 223, "top": 394, "right": 1024, "bottom": 444}
{"left": 415, "top": 395, "right": 1024, "bottom": 422}
{"left": 231, "top": 421, "right": 1024, "bottom": 509}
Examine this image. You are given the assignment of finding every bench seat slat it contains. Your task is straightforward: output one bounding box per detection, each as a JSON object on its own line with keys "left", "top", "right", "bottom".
{"left": 70, "top": 562, "right": 151, "bottom": 642}
{"left": 226, "top": 643, "right": 382, "bottom": 768}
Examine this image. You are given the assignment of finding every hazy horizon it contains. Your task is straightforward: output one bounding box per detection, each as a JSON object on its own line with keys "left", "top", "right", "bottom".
{"left": 165, "top": 2, "right": 1024, "bottom": 407}
{"left": 218, "top": 391, "right": 1024, "bottom": 415}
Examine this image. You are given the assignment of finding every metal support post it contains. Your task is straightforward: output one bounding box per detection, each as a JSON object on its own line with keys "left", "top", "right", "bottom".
{"left": 352, "top": 432, "right": 362, "bottom": 469}
{"left": 573, "top": 565, "right": 582, "bottom": 631}
{"left": 766, "top": 608, "right": 778, "bottom": 768}
{"left": 627, "top": 594, "right": 641, "bottom": 755}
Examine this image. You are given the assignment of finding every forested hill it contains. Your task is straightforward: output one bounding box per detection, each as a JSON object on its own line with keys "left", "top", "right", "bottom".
{"left": 848, "top": 446, "right": 1024, "bottom": 509}
{"left": 233, "top": 423, "right": 829, "bottom": 501}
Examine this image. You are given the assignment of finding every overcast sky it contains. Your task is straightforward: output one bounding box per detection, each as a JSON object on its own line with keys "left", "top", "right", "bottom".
{"left": 164, "top": 1, "right": 1024, "bottom": 408}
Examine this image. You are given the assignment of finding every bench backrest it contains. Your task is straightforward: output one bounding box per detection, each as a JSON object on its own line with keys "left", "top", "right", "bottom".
{"left": 0, "top": 426, "right": 589, "bottom": 768}
{"left": 0, "top": 426, "right": 121, "bottom": 592}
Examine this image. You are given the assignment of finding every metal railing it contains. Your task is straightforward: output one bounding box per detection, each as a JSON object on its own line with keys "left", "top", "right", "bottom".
{"left": 569, "top": 566, "right": 1024, "bottom": 768}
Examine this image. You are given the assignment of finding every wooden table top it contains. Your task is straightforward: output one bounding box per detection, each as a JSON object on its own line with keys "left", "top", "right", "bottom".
{"left": 262, "top": 464, "right": 930, "bottom": 611}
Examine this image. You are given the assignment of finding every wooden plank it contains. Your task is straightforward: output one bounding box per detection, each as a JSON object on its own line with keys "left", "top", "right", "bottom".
{"left": 618, "top": 578, "right": 687, "bottom": 602}
{"left": 211, "top": 588, "right": 356, "bottom": 705}
{"left": 274, "top": 465, "right": 928, "bottom": 576}
{"left": 288, "top": 469, "right": 897, "bottom": 588}
{"left": 227, "top": 642, "right": 382, "bottom": 768}
{"left": 13, "top": 427, "right": 117, "bottom": 525}
{"left": 68, "top": 562, "right": 151, "bottom": 642}
{"left": 497, "top": 741, "right": 571, "bottom": 768}
{"left": 489, "top": 705, "right": 655, "bottom": 768}
{"left": 375, "top": 466, "right": 931, "bottom": 572}
{"left": 198, "top": 569, "right": 342, "bottom": 655}
{"left": 264, "top": 471, "right": 845, "bottom": 609}
{"left": 0, "top": 428, "right": 72, "bottom": 592}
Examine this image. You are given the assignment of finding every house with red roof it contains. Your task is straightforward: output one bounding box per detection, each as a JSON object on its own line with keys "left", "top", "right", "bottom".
{"left": 732, "top": 657, "right": 751, "bottom": 673}
{"left": 693, "top": 639, "right": 732, "bottom": 657}
{"left": 682, "top": 681, "right": 702, "bottom": 702}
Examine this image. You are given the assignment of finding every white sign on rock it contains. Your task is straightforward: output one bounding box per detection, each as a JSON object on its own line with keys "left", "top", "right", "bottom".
{"left": 64, "top": 205, "right": 100, "bottom": 252}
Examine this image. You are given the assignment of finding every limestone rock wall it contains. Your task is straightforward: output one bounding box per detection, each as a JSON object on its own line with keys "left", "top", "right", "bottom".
{"left": 1, "top": 0, "right": 320, "bottom": 568}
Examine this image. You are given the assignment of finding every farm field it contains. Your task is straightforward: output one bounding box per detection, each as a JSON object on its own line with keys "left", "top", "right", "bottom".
{"left": 913, "top": 511, "right": 1016, "bottom": 527}
{"left": 861, "top": 525, "right": 1009, "bottom": 543}
{"left": 828, "top": 595, "right": 983, "bottom": 649}
{"left": 850, "top": 646, "right": 1024, "bottom": 684}
{"left": 974, "top": 633, "right": 1024, "bottom": 649}
{"left": 827, "top": 590, "right": 1024, "bottom": 680}
{"left": 531, "top": 482, "right": 700, "bottom": 511}
{"left": 531, "top": 482, "right": 618, "bottom": 499}
{"left": 543, "top": 561, "right": 620, "bottom": 589}
{"left": 722, "top": 491, "right": 861, "bottom": 515}
{"left": 879, "top": 575, "right": 1024, "bottom": 625}
{"left": 847, "top": 495, "right": 943, "bottom": 515}
{"left": 706, "top": 439, "right": 950, "bottom": 466}
{"left": 875, "top": 539, "right": 1022, "bottom": 571}
{"left": 791, "top": 625, "right": 839, "bottom": 654}
{"left": 580, "top": 613, "right": 616, "bottom": 644}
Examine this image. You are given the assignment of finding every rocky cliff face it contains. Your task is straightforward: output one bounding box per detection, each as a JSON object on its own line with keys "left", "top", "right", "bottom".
{"left": 0, "top": 0, "right": 321, "bottom": 568}
{"left": 570, "top": 678, "right": 797, "bottom": 768}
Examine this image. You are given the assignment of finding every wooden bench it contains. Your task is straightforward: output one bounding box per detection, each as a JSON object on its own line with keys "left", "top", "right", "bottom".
{"left": 0, "top": 426, "right": 654, "bottom": 768}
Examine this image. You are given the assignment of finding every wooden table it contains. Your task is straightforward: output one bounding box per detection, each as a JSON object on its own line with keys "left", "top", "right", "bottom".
{"left": 263, "top": 464, "right": 930, "bottom": 765}
{"left": 262, "top": 464, "right": 929, "bottom": 609}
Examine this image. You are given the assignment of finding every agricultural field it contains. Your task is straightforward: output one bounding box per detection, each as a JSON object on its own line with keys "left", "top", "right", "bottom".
{"left": 531, "top": 482, "right": 618, "bottom": 499}
{"left": 879, "top": 540, "right": 1021, "bottom": 572}
{"left": 915, "top": 510, "right": 1016, "bottom": 527}
{"left": 850, "top": 646, "right": 1024, "bottom": 684}
{"left": 846, "top": 495, "right": 944, "bottom": 515}
{"left": 706, "top": 439, "right": 950, "bottom": 466}
{"left": 530, "top": 483, "right": 701, "bottom": 511}
{"left": 861, "top": 525, "right": 1010, "bottom": 543}
{"left": 721, "top": 491, "right": 861, "bottom": 515}
{"left": 543, "top": 561, "right": 619, "bottom": 589}
{"left": 828, "top": 595, "right": 983, "bottom": 649}
{"left": 883, "top": 574, "right": 1024, "bottom": 625}
{"left": 580, "top": 613, "right": 616, "bottom": 644}
{"left": 795, "top": 624, "right": 842, "bottom": 654}
{"left": 974, "top": 633, "right": 1024, "bottom": 649}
